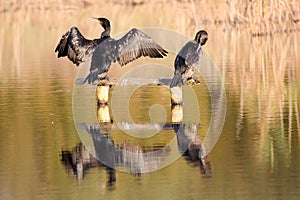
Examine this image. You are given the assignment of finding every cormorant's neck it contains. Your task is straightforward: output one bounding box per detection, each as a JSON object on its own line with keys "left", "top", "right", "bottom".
{"left": 193, "top": 39, "right": 200, "bottom": 44}
{"left": 101, "top": 24, "right": 111, "bottom": 38}
{"left": 101, "top": 29, "right": 110, "bottom": 38}
{"left": 196, "top": 43, "right": 201, "bottom": 53}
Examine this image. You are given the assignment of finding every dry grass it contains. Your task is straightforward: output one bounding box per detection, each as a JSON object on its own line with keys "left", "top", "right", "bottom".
{"left": 1, "top": 0, "right": 299, "bottom": 35}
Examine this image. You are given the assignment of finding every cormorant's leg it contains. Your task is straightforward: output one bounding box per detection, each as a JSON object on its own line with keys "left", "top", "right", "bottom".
{"left": 191, "top": 76, "right": 200, "bottom": 84}
{"left": 97, "top": 72, "right": 110, "bottom": 85}
{"left": 84, "top": 69, "right": 99, "bottom": 84}
{"left": 194, "top": 78, "right": 200, "bottom": 84}
{"left": 184, "top": 67, "right": 200, "bottom": 85}
{"left": 98, "top": 72, "right": 108, "bottom": 80}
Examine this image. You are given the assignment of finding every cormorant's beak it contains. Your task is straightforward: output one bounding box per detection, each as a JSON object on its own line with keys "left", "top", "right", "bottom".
{"left": 200, "top": 36, "right": 208, "bottom": 46}
{"left": 92, "top": 17, "right": 100, "bottom": 23}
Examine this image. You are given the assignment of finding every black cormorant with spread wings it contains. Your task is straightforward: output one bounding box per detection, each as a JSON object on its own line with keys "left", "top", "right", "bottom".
{"left": 170, "top": 30, "right": 208, "bottom": 88}
{"left": 55, "top": 17, "right": 168, "bottom": 84}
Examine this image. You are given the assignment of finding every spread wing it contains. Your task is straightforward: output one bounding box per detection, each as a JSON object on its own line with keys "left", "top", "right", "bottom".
{"left": 55, "top": 27, "right": 100, "bottom": 66}
{"left": 116, "top": 28, "right": 168, "bottom": 66}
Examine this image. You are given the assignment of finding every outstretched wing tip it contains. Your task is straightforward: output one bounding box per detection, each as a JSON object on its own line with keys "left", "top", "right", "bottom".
{"left": 161, "top": 49, "right": 168, "bottom": 57}
{"left": 116, "top": 28, "right": 168, "bottom": 66}
{"left": 55, "top": 27, "right": 97, "bottom": 66}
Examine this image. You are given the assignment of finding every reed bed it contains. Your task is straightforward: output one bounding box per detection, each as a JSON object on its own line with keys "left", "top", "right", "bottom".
{"left": 1, "top": 0, "right": 299, "bottom": 35}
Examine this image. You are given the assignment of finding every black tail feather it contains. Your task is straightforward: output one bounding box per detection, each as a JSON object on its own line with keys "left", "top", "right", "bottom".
{"left": 170, "top": 72, "right": 183, "bottom": 88}
{"left": 83, "top": 70, "right": 108, "bottom": 84}
{"left": 84, "top": 71, "right": 99, "bottom": 84}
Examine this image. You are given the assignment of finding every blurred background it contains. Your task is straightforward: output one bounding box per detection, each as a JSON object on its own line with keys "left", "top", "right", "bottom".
{"left": 0, "top": 0, "right": 300, "bottom": 199}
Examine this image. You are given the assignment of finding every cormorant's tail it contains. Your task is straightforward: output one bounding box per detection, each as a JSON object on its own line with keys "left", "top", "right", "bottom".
{"left": 170, "top": 72, "right": 182, "bottom": 88}
{"left": 83, "top": 72, "right": 95, "bottom": 84}
{"left": 83, "top": 70, "right": 108, "bottom": 84}
{"left": 83, "top": 69, "right": 99, "bottom": 84}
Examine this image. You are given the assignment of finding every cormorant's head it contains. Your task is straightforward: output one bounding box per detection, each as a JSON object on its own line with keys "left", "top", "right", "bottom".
{"left": 195, "top": 30, "right": 208, "bottom": 46}
{"left": 93, "top": 17, "right": 111, "bottom": 30}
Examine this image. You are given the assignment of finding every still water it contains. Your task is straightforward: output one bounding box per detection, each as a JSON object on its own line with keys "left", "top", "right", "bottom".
{"left": 1, "top": 6, "right": 300, "bottom": 200}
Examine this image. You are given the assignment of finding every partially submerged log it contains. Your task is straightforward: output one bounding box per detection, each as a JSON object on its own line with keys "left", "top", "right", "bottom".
{"left": 97, "top": 104, "right": 184, "bottom": 124}
{"left": 171, "top": 105, "right": 183, "bottom": 122}
{"left": 170, "top": 86, "right": 183, "bottom": 105}
{"left": 97, "top": 105, "right": 111, "bottom": 122}
{"left": 97, "top": 85, "right": 110, "bottom": 105}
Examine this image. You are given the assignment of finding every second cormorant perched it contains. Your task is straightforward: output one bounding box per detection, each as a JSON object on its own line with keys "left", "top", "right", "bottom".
{"left": 55, "top": 17, "right": 168, "bottom": 84}
{"left": 170, "top": 30, "right": 208, "bottom": 88}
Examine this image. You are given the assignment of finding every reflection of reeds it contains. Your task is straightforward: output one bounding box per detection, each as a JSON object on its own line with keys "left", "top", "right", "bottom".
{"left": 220, "top": 30, "right": 300, "bottom": 169}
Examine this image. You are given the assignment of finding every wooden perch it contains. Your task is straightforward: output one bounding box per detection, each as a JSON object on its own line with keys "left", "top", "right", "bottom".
{"left": 75, "top": 77, "right": 200, "bottom": 105}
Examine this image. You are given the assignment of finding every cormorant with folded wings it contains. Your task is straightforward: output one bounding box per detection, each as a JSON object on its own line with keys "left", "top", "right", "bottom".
{"left": 170, "top": 30, "right": 208, "bottom": 88}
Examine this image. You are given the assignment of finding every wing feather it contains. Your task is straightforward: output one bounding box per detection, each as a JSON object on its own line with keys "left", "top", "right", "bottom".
{"left": 55, "top": 27, "right": 100, "bottom": 66}
{"left": 116, "top": 28, "right": 168, "bottom": 66}
{"left": 183, "top": 42, "right": 201, "bottom": 68}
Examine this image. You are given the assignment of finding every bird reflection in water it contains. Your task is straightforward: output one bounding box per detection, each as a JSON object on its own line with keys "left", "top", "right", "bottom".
{"left": 96, "top": 104, "right": 211, "bottom": 176}
{"left": 174, "top": 123, "right": 212, "bottom": 176}
{"left": 61, "top": 105, "right": 212, "bottom": 184}
{"left": 84, "top": 124, "right": 171, "bottom": 175}
{"left": 60, "top": 143, "right": 116, "bottom": 187}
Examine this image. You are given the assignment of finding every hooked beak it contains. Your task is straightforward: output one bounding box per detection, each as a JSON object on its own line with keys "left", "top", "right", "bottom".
{"left": 92, "top": 17, "right": 100, "bottom": 23}
{"left": 200, "top": 36, "right": 208, "bottom": 46}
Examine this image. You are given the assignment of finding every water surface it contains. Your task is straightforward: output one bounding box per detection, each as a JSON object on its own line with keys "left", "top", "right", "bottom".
{"left": 0, "top": 6, "right": 300, "bottom": 200}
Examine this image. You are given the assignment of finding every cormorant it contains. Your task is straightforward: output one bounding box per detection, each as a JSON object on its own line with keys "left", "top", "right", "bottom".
{"left": 55, "top": 17, "right": 168, "bottom": 84}
{"left": 170, "top": 30, "right": 208, "bottom": 88}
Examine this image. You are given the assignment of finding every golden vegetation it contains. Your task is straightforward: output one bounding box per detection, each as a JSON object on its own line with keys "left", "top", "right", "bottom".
{"left": 1, "top": 0, "right": 299, "bottom": 35}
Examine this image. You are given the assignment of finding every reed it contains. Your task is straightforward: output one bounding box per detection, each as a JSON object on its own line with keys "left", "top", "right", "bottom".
{"left": 1, "top": 0, "right": 299, "bottom": 35}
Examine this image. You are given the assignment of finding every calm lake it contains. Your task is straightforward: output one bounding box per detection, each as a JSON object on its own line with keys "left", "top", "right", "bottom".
{"left": 0, "top": 2, "right": 300, "bottom": 200}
